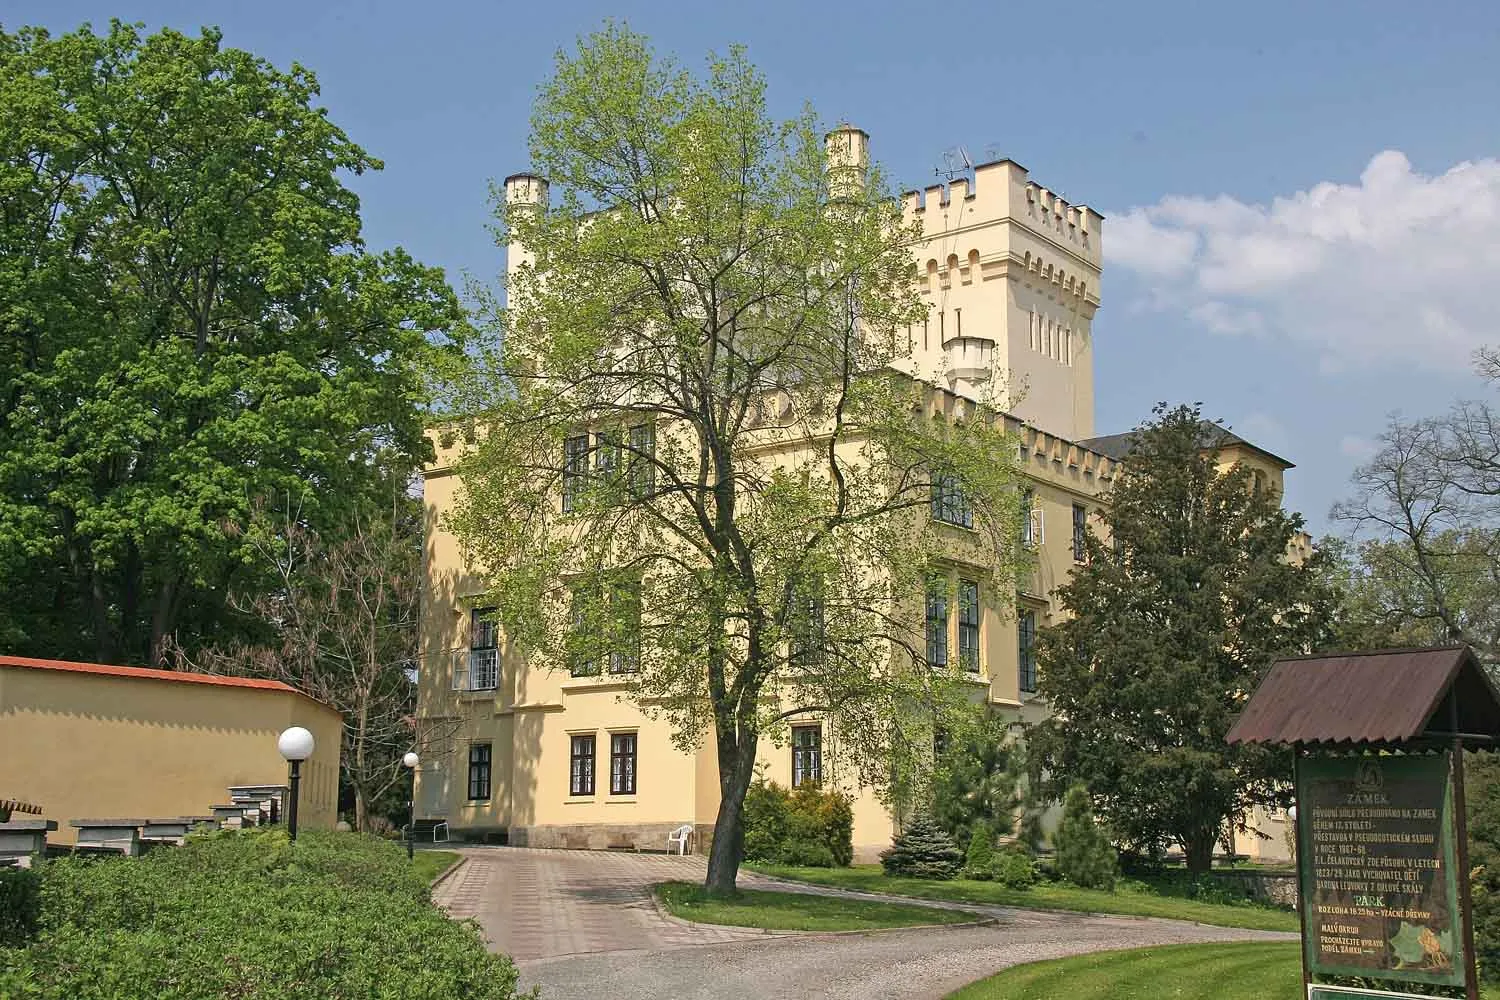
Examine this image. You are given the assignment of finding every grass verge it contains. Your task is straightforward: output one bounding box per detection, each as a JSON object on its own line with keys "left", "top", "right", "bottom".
{"left": 654, "top": 880, "right": 976, "bottom": 932}
{"left": 947, "top": 942, "right": 1300, "bottom": 999}
{"left": 412, "top": 849, "right": 462, "bottom": 885}
{"left": 747, "top": 864, "right": 1299, "bottom": 933}
{"left": 945, "top": 942, "right": 1500, "bottom": 1000}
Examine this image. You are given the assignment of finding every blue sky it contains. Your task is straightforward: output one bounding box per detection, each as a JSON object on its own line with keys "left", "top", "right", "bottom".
{"left": 10, "top": 0, "right": 1500, "bottom": 536}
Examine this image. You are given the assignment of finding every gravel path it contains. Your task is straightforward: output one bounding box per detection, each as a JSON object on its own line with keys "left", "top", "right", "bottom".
{"left": 433, "top": 847, "right": 1296, "bottom": 1000}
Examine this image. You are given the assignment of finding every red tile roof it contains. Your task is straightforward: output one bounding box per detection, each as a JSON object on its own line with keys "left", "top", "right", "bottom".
{"left": 0, "top": 654, "right": 299, "bottom": 695}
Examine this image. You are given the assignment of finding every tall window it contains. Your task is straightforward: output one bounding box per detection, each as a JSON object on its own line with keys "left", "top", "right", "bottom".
{"left": 1018, "top": 610, "right": 1037, "bottom": 694}
{"left": 930, "top": 473, "right": 973, "bottom": 528}
{"left": 792, "top": 725, "right": 822, "bottom": 787}
{"left": 568, "top": 584, "right": 600, "bottom": 676}
{"left": 465, "top": 607, "right": 498, "bottom": 691}
{"left": 957, "top": 580, "right": 980, "bottom": 673}
{"left": 467, "top": 743, "right": 492, "bottom": 800}
{"left": 790, "top": 578, "right": 826, "bottom": 668}
{"left": 562, "top": 434, "right": 590, "bottom": 511}
{"left": 628, "top": 423, "right": 656, "bottom": 497}
{"left": 1020, "top": 488, "right": 1037, "bottom": 546}
{"left": 570, "top": 734, "right": 596, "bottom": 796}
{"left": 925, "top": 581, "right": 948, "bottom": 668}
{"left": 610, "top": 732, "right": 637, "bottom": 795}
{"left": 1072, "top": 504, "right": 1088, "bottom": 562}
{"left": 607, "top": 579, "right": 641, "bottom": 674}
{"left": 594, "top": 430, "right": 620, "bottom": 484}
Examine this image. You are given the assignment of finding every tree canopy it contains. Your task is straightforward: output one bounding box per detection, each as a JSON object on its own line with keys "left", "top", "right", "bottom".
{"left": 1332, "top": 356, "right": 1500, "bottom": 660}
{"left": 444, "top": 25, "right": 1025, "bottom": 891}
{"left": 0, "top": 21, "right": 464, "bottom": 664}
{"left": 1029, "top": 403, "right": 1337, "bottom": 872}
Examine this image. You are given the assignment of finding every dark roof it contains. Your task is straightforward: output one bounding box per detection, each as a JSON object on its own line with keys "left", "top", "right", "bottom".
{"left": 1226, "top": 646, "right": 1500, "bottom": 746}
{"left": 1080, "top": 422, "right": 1295, "bottom": 470}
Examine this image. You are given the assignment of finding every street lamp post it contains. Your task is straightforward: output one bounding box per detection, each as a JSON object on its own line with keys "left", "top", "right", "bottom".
{"left": 403, "top": 751, "right": 419, "bottom": 860}
{"left": 277, "top": 727, "right": 316, "bottom": 841}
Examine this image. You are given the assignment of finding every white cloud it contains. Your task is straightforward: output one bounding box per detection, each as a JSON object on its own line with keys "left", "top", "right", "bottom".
{"left": 1107, "top": 151, "right": 1500, "bottom": 372}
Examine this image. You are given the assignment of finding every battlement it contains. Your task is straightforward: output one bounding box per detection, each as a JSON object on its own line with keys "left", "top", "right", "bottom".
{"left": 901, "top": 159, "right": 1103, "bottom": 269}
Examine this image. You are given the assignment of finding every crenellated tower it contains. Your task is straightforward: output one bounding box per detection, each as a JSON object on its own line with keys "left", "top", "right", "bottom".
{"left": 896, "top": 148, "right": 1103, "bottom": 440}
{"left": 501, "top": 130, "right": 1103, "bottom": 441}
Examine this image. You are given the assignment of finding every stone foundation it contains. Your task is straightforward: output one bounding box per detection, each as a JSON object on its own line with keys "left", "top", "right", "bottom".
{"left": 507, "top": 821, "right": 694, "bottom": 853}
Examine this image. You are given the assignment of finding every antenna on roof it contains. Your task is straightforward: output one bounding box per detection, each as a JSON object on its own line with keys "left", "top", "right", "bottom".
{"left": 935, "top": 145, "right": 974, "bottom": 183}
{"left": 980, "top": 143, "right": 1002, "bottom": 162}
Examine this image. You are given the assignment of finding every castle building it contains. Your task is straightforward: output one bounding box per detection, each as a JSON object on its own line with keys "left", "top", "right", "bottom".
{"left": 412, "top": 127, "right": 1296, "bottom": 861}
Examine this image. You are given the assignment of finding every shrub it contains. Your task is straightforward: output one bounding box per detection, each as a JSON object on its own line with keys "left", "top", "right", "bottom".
{"left": 790, "top": 783, "right": 854, "bottom": 867}
{"left": 0, "top": 830, "right": 530, "bottom": 999}
{"left": 742, "top": 779, "right": 854, "bottom": 868}
{"left": 1053, "top": 784, "right": 1118, "bottom": 890}
{"left": 880, "top": 814, "right": 964, "bottom": 880}
{"left": 777, "top": 840, "right": 836, "bottom": 867}
{"left": 743, "top": 780, "right": 793, "bottom": 863}
{"left": 989, "top": 846, "right": 1038, "bottom": 889}
{"left": 0, "top": 867, "right": 40, "bottom": 946}
{"left": 960, "top": 823, "right": 996, "bottom": 881}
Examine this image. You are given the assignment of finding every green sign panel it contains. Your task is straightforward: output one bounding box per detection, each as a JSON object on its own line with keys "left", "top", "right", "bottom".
{"left": 1309, "top": 987, "right": 1445, "bottom": 1000}
{"left": 1297, "top": 752, "right": 1465, "bottom": 988}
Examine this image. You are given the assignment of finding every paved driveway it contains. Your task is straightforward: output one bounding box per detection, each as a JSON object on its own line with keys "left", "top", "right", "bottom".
{"left": 433, "top": 847, "right": 1294, "bottom": 1000}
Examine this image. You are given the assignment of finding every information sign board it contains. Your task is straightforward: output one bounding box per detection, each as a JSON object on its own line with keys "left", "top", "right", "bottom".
{"left": 1297, "top": 753, "right": 1464, "bottom": 988}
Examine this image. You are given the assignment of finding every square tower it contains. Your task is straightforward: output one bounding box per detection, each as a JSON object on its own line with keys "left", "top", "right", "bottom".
{"left": 899, "top": 159, "right": 1103, "bottom": 441}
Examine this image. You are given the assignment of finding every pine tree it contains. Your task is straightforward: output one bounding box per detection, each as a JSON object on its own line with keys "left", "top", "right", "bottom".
{"left": 1053, "top": 785, "right": 1117, "bottom": 890}
{"left": 880, "top": 814, "right": 964, "bottom": 880}
{"left": 962, "top": 822, "right": 996, "bottom": 880}
{"left": 1030, "top": 403, "right": 1337, "bottom": 873}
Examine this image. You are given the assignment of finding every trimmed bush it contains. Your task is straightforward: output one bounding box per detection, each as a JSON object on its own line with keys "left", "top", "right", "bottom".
{"left": 990, "top": 846, "right": 1038, "bottom": 889}
{"left": 743, "top": 780, "right": 793, "bottom": 863}
{"left": 0, "top": 829, "right": 529, "bottom": 999}
{"left": 1054, "top": 784, "right": 1118, "bottom": 890}
{"left": 961, "top": 823, "right": 996, "bottom": 880}
{"left": 880, "top": 814, "right": 964, "bottom": 880}
{"left": 0, "top": 867, "right": 40, "bottom": 946}
{"left": 742, "top": 779, "right": 853, "bottom": 868}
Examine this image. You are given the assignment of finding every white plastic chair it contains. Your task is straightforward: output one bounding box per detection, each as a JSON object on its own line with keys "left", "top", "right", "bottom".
{"left": 667, "top": 824, "right": 693, "bottom": 856}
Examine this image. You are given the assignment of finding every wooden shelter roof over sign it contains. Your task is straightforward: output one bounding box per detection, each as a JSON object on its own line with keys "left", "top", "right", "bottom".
{"left": 1226, "top": 645, "right": 1500, "bottom": 746}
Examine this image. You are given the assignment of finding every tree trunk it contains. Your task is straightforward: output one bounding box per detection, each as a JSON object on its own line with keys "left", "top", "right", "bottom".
{"left": 353, "top": 782, "right": 370, "bottom": 833}
{"left": 1184, "top": 831, "right": 1216, "bottom": 874}
{"left": 705, "top": 730, "right": 758, "bottom": 895}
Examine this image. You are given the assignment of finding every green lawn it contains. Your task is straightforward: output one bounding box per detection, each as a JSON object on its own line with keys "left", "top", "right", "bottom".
{"left": 654, "top": 880, "right": 977, "bottom": 932}
{"left": 946, "top": 942, "right": 1500, "bottom": 1000}
{"left": 747, "top": 864, "right": 1299, "bottom": 933}
{"left": 947, "top": 942, "right": 1300, "bottom": 999}
{"left": 411, "top": 848, "right": 462, "bottom": 885}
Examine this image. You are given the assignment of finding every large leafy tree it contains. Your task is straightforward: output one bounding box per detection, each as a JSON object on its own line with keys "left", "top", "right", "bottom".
{"left": 1332, "top": 354, "right": 1500, "bottom": 661}
{"left": 445, "top": 26, "right": 1025, "bottom": 892}
{"left": 0, "top": 22, "right": 463, "bottom": 664}
{"left": 1030, "top": 403, "right": 1336, "bottom": 873}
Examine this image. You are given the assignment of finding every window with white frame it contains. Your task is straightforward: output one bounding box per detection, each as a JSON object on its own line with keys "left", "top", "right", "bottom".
{"left": 792, "top": 725, "right": 822, "bottom": 787}
{"left": 957, "top": 580, "right": 980, "bottom": 673}
{"left": 925, "top": 580, "right": 948, "bottom": 668}
{"left": 462, "top": 607, "right": 499, "bottom": 691}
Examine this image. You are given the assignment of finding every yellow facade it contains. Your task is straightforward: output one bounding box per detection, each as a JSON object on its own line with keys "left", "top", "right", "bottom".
{"left": 0, "top": 656, "right": 341, "bottom": 845}
{"left": 415, "top": 126, "right": 1301, "bottom": 863}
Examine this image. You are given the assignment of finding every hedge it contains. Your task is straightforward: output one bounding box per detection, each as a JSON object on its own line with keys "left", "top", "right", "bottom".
{"left": 0, "top": 829, "right": 530, "bottom": 1000}
{"left": 0, "top": 867, "right": 40, "bottom": 947}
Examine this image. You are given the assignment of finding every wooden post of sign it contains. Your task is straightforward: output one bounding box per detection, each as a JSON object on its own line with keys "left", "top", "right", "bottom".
{"left": 1450, "top": 695, "right": 1481, "bottom": 1000}
{"left": 1293, "top": 743, "right": 1311, "bottom": 993}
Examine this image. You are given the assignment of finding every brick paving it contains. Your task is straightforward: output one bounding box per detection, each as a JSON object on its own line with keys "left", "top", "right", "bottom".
{"left": 433, "top": 847, "right": 1297, "bottom": 999}
{"left": 433, "top": 847, "right": 771, "bottom": 960}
